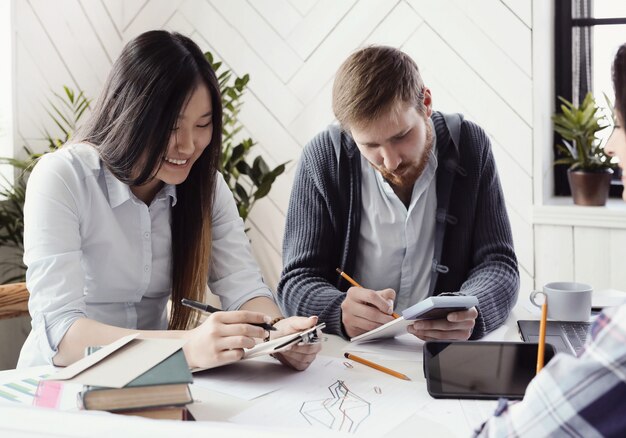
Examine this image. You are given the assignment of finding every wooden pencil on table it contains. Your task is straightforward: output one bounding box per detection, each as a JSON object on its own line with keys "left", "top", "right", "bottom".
{"left": 344, "top": 352, "right": 411, "bottom": 381}
{"left": 536, "top": 296, "right": 548, "bottom": 374}
{"left": 335, "top": 268, "right": 401, "bottom": 319}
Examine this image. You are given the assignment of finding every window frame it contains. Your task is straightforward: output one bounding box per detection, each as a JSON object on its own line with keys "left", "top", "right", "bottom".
{"left": 553, "top": 0, "right": 626, "bottom": 197}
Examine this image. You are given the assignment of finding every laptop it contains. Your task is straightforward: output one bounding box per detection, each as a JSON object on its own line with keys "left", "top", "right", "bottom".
{"left": 517, "top": 320, "right": 591, "bottom": 356}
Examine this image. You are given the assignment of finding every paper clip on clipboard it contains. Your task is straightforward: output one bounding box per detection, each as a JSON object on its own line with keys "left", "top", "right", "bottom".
{"left": 273, "top": 322, "right": 326, "bottom": 351}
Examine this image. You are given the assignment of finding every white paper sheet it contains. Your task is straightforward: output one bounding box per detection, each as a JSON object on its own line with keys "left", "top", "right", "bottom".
{"left": 349, "top": 317, "right": 413, "bottom": 343}
{"left": 0, "top": 366, "right": 81, "bottom": 410}
{"left": 193, "top": 355, "right": 333, "bottom": 401}
{"left": 229, "top": 356, "right": 431, "bottom": 435}
{"left": 0, "top": 404, "right": 339, "bottom": 438}
{"left": 343, "top": 333, "right": 424, "bottom": 362}
{"left": 409, "top": 398, "right": 498, "bottom": 437}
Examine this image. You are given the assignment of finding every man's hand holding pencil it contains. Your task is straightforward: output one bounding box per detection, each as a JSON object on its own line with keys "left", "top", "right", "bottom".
{"left": 337, "top": 268, "right": 397, "bottom": 338}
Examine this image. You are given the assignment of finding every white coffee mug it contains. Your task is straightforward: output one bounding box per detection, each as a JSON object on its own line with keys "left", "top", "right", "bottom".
{"left": 529, "top": 282, "right": 593, "bottom": 322}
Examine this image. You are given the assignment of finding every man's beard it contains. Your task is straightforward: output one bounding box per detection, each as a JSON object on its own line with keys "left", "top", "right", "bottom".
{"left": 376, "top": 122, "right": 434, "bottom": 189}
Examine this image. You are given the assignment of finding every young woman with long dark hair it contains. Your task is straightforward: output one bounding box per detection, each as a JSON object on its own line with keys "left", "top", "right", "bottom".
{"left": 18, "top": 30, "right": 320, "bottom": 371}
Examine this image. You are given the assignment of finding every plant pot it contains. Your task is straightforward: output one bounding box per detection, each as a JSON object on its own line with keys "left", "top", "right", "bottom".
{"left": 567, "top": 168, "right": 614, "bottom": 206}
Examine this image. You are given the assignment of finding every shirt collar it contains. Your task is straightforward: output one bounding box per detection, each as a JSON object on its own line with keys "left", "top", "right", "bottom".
{"left": 103, "top": 166, "right": 178, "bottom": 208}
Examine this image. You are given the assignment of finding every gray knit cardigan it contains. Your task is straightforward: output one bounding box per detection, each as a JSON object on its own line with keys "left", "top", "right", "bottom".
{"left": 277, "top": 111, "right": 519, "bottom": 339}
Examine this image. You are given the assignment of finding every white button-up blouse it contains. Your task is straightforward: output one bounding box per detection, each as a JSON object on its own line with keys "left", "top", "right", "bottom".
{"left": 17, "top": 143, "right": 273, "bottom": 367}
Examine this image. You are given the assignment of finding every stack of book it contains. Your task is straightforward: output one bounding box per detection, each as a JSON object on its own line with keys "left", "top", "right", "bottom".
{"left": 79, "top": 347, "right": 194, "bottom": 420}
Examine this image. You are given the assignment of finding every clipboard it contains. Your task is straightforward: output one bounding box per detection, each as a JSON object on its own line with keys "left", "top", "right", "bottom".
{"left": 192, "top": 322, "right": 326, "bottom": 372}
{"left": 238, "top": 322, "right": 325, "bottom": 359}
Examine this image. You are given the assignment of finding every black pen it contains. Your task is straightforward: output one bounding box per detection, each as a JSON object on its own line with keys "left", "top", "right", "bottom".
{"left": 181, "top": 298, "right": 276, "bottom": 331}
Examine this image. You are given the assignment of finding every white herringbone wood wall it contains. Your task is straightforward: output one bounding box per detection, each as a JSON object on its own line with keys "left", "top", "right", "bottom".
{"left": 14, "top": 0, "right": 535, "bottom": 293}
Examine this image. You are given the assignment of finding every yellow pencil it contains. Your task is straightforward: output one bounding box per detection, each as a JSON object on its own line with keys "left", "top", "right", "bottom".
{"left": 336, "top": 268, "right": 401, "bottom": 319}
{"left": 344, "top": 352, "right": 411, "bottom": 381}
{"left": 536, "top": 296, "right": 548, "bottom": 374}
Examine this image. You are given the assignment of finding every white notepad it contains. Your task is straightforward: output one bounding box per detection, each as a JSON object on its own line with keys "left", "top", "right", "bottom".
{"left": 351, "top": 296, "right": 478, "bottom": 343}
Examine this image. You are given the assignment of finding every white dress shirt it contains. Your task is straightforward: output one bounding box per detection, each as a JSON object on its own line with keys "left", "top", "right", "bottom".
{"left": 353, "top": 129, "right": 438, "bottom": 312}
{"left": 17, "top": 143, "right": 273, "bottom": 367}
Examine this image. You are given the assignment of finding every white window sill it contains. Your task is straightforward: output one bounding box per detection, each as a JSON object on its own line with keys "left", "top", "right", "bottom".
{"left": 533, "top": 197, "right": 626, "bottom": 229}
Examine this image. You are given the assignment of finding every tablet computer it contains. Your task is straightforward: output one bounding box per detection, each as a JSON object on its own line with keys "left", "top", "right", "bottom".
{"left": 423, "top": 341, "right": 556, "bottom": 399}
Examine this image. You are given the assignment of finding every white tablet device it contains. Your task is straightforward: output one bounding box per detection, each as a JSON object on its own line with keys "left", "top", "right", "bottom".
{"left": 350, "top": 295, "right": 479, "bottom": 343}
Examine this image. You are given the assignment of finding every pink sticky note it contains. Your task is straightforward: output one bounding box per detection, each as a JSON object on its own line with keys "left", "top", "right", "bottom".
{"left": 33, "top": 380, "right": 64, "bottom": 409}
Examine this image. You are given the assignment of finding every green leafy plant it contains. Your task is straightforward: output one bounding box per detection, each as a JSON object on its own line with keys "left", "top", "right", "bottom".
{"left": 0, "top": 53, "right": 287, "bottom": 282}
{"left": 553, "top": 92, "right": 616, "bottom": 171}
{"left": 205, "top": 51, "right": 288, "bottom": 221}
{"left": 0, "top": 87, "right": 89, "bottom": 282}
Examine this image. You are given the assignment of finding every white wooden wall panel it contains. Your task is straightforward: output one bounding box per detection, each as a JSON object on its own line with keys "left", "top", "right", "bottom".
{"left": 15, "top": 0, "right": 122, "bottom": 152}
{"left": 249, "top": 1, "right": 301, "bottom": 39}
{"left": 452, "top": 0, "right": 532, "bottom": 76}
{"left": 288, "top": 0, "right": 318, "bottom": 17}
{"left": 407, "top": 0, "right": 533, "bottom": 126}
{"left": 502, "top": 0, "right": 532, "bottom": 28}
{"left": 404, "top": 27, "right": 533, "bottom": 176}
{"left": 574, "top": 228, "right": 612, "bottom": 289}
{"left": 284, "top": 0, "right": 356, "bottom": 60}
{"left": 534, "top": 225, "right": 574, "bottom": 288}
{"left": 120, "top": 0, "right": 147, "bottom": 31}
{"left": 209, "top": 0, "right": 302, "bottom": 83}
{"left": 123, "top": 0, "right": 184, "bottom": 38}
{"left": 17, "top": 0, "right": 599, "bottom": 295}
{"left": 609, "top": 230, "right": 626, "bottom": 288}
{"left": 287, "top": 0, "right": 396, "bottom": 105}
{"left": 363, "top": 1, "right": 423, "bottom": 47}
{"left": 534, "top": 225, "right": 626, "bottom": 291}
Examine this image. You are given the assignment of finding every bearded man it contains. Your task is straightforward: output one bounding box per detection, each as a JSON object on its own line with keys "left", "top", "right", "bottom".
{"left": 277, "top": 46, "right": 519, "bottom": 340}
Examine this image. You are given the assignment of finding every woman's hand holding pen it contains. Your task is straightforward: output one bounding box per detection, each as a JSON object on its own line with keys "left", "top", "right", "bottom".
{"left": 182, "top": 310, "right": 271, "bottom": 369}
{"left": 341, "top": 287, "right": 396, "bottom": 338}
{"left": 270, "top": 316, "right": 322, "bottom": 371}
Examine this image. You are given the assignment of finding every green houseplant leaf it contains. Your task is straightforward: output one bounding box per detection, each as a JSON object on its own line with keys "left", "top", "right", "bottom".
{"left": 204, "top": 50, "right": 289, "bottom": 223}
{"left": 552, "top": 92, "right": 616, "bottom": 172}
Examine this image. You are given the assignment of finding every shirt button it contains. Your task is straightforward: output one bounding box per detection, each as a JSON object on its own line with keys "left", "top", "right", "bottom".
{"left": 144, "top": 265, "right": 150, "bottom": 272}
{"left": 144, "top": 232, "right": 150, "bottom": 239}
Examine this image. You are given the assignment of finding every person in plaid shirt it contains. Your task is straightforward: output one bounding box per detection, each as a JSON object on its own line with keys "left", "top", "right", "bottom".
{"left": 475, "top": 43, "right": 626, "bottom": 438}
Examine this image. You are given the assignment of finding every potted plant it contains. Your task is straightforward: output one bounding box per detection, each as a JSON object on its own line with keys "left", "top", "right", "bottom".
{"left": 553, "top": 92, "right": 617, "bottom": 206}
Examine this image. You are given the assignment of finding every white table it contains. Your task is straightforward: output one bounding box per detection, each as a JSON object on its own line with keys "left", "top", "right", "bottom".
{"left": 0, "top": 305, "right": 535, "bottom": 438}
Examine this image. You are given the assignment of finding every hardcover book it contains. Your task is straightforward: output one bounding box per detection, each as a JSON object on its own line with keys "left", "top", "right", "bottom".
{"left": 79, "top": 348, "right": 193, "bottom": 412}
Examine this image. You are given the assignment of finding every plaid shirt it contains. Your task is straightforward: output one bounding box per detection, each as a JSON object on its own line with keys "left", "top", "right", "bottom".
{"left": 475, "top": 303, "right": 626, "bottom": 437}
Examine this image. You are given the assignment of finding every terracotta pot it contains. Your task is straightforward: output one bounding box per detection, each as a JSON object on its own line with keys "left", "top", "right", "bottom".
{"left": 567, "top": 169, "right": 614, "bottom": 206}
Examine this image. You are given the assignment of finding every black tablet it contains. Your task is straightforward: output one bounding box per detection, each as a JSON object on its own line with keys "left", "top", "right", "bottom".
{"left": 423, "top": 341, "right": 557, "bottom": 399}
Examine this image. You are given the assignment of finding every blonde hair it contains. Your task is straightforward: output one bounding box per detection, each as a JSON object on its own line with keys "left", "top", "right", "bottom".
{"left": 332, "top": 46, "right": 426, "bottom": 129}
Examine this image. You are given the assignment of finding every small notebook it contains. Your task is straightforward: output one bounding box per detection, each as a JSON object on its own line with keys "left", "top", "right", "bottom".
{"left": 351, "top": 296, "right": 478, "bottom": 343}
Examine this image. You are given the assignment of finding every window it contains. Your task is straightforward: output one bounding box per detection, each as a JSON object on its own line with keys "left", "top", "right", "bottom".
{"left": 554, "top": 0, "right": 626, "bottom": 197}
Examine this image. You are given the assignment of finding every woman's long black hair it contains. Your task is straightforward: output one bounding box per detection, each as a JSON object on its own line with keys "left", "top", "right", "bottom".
{"left": 76, "top": 30, "right": 222, "bottom": 330}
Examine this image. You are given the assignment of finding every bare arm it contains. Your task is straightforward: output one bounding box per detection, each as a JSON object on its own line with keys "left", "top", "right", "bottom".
{"left": 54, "top": 310, "right": 270, "bottom": 369}
{"left": 54, "top": 297, "right": 322, "bottom": 371}
{"left": 239, "top": 296, "right": 283, "bottom": 318}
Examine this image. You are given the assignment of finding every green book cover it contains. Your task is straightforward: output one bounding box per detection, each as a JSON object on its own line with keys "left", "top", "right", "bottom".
{"left": 85, "top": 347, "right": 193, "bottom": 387}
